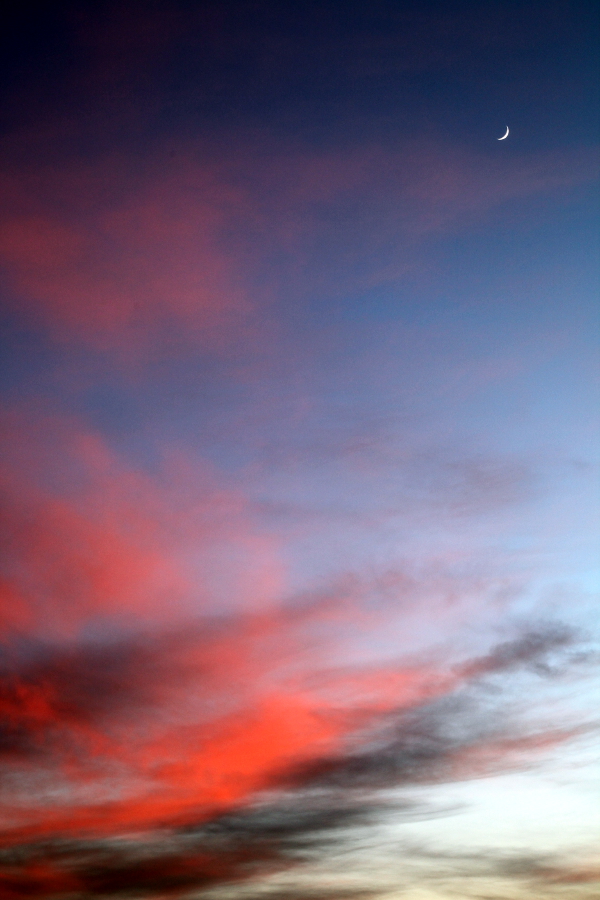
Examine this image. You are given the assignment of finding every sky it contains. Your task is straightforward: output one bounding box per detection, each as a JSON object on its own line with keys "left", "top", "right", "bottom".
{"left": 0, "top": 1, "right": 598, "bottom": 898}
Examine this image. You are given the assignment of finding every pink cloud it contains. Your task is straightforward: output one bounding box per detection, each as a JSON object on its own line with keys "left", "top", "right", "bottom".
{"left": 0, "top": 137, "right": 596, "bottom": 360}
{"left": 0, "top": 407, "right": 286, "bottom": 635}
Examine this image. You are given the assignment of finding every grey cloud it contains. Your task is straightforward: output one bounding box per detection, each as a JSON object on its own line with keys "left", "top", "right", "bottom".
{"left": 0, "top": 621, "right": 592, "bottom": 898}
{"left": 397, "top": 844, "right": 600, "bottom": 899}
{"left": 0, "top": 799, "right": 396, "bottom": 899}
{"left": 461, "top": 624, "right": 578, "bottom": 679}
{"left": 0, "top": 633, "right": 181, "bottom": 761}
{"left": 2, "top": 805, "right": 596, "bottom": 899}
{"left": 281, "top": 624, "right": 584, "bottom": 794}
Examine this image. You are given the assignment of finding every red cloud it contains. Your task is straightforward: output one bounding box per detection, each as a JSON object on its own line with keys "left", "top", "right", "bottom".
{"left": 0, "top": 408, "right": 587, "bottom": 852}
{"left": 0, "top": 410, "right": 448, "bottom": 841}
{"left": 0, "top": 408, "right": 286, "bottom": 635}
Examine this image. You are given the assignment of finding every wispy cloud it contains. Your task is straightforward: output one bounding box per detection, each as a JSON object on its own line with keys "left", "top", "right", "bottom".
{"left": 1, "top": 598, "right": 593, "bottom": 896}
{"left": 0, "top": 3, "right": 597, "bottom": 898}
{"left": 1, "top": 134, "right": 596, "bottom": 362}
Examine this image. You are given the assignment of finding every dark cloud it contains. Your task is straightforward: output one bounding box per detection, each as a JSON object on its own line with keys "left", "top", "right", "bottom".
{"left": 0, "top": 621, "right": 592, "bottom": 897}
{"left": 281, "top": 696, "right": 478, "bottom": 792}
{"left": 0, "top": 621, "right": 578, "bottom": 767}
{"left": 0, "top": 799, "right": 382, "bottom": 898}
{"left": 462, "top": 624, "right": 578, "bottom": 679}
{"left": 0, "top": 786, "right": 595, "bottom": 899}
{"left": 278, "top": 626, "right": 584, "bottom": 796}
{"left": 0, "top": 633, "right": 180, "bottom": 760}
{"left": 278, "top": 699, "right": 585, "bottom": 798}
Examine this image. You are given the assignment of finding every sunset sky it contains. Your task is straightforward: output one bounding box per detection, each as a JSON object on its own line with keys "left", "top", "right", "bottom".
{"left": 0, "top": 2, "right": 599, "bottom": 898}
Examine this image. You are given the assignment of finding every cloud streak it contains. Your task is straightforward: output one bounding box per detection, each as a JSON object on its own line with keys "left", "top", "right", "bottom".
{"left": 1, "top": 568, "right": 592, "bottom": 894}
{"left": 1, "top": 137, "right": 596, "bottom": 361}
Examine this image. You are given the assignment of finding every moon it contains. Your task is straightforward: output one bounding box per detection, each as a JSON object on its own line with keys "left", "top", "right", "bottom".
{"left": 498, "top": 126, "right": 509, "bottom": 140}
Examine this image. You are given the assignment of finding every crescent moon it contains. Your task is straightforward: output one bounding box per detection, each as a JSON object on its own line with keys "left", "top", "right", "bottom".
{"left": 498, "top": 126, "right": 509, "bottom": 140}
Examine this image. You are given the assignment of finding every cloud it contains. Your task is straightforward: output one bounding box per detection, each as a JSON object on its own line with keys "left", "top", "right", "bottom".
{"left": 393, "top": 845, "right": 600, "bottom": 900}
{"left": 0, "top": 409, "right": 595, "bottom": 896}
{"left": 0, "top": 407, "right": 286, "bottom": 633}
{"left": 0, "top": 152, "right": 255, "bottom": 359}
{"left": 0, "top": 134, "right": 596, "bottom": 362}
{"left": 0, "top": 804, "right": 383, "bottom": 899}
{"left": 2, "top": 812, "right": 597, "bottom": 899}
{"left": 0, "top": 607, "right": 591, "bottom": 896}
{"left": 461, "top": 624, "right": 577, "bottom": 679}
{"left": 277, "top": 663, "right": 587, "bottom": 798}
